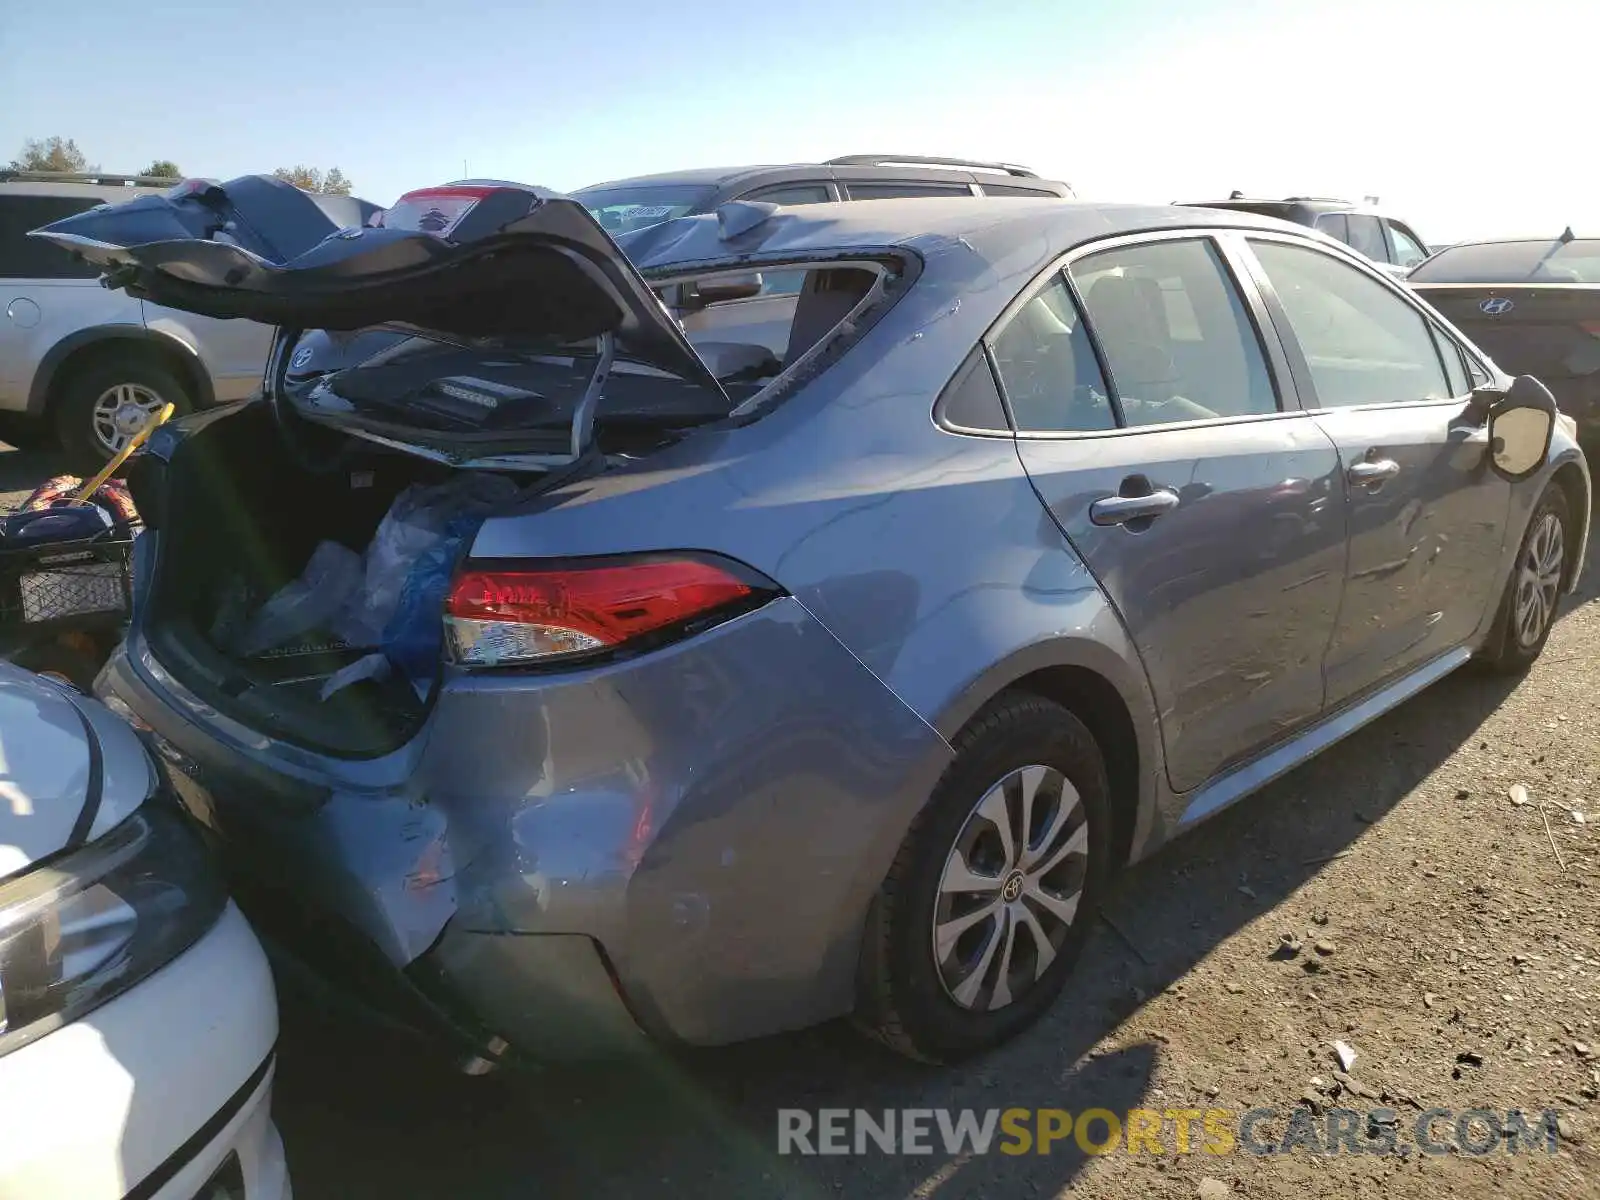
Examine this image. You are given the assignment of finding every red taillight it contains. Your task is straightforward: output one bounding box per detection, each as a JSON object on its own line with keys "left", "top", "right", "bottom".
{"left": 445, "top": 555, "right": 770, "bottom": 667}
{"left": 1580, "top": 320, "right": 1600, "bottom": 339}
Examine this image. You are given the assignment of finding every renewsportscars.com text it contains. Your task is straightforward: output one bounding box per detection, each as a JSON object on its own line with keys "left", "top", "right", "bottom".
{"left": 777, "top": 1107, "right": 1564, "bottom": 1157}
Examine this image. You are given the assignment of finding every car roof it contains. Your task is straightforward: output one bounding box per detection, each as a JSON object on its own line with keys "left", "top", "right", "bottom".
{"left": 578, "top": 157, "right": 1062, "bottom": 195}
{"left": 616, "top": 196, "right": 1318, "bottom": 276}
{"left": 0, "top": 180, "right": 167, "bottom": 202}
{"left": 579, "top": 165, "right": 791, "bottom": 190}
{"left": 1183, "top": 197, "right": 1354, "bottom": 214}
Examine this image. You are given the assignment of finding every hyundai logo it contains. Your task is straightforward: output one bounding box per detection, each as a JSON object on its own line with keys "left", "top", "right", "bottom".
{"left": 1480, "top": 297, "right": 1515, "bottom": 316}
{"left": 290, "top": 346, "right": 315, "bottom": 370}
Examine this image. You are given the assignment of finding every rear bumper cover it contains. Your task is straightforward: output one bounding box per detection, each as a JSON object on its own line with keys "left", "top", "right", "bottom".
{"left": 97, "top": 596, "right": 953, "bottom": 1060}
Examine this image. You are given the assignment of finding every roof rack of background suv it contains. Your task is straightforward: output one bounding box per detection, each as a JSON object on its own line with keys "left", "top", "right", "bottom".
{"left": 0, "top": 169, "right": 180, "bottom": 187}
{"left": 825, "top": 155, "right": 1039, "bottom": 178}
{"left": 1284, "top": 196, "right": 1350, "bottom": 204}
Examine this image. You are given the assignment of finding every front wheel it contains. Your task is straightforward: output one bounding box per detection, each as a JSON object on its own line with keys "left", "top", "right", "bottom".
{"left": 1478, "top": 485, "right": 1571, "bottom": 672}
{"left": 855, "top": 693, "right": 1113, "bottom": 1064}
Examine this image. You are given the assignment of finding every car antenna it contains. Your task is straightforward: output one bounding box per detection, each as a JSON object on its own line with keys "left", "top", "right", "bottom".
{"left": 1526, "top": 227, "right": 1578, "bottom": 280}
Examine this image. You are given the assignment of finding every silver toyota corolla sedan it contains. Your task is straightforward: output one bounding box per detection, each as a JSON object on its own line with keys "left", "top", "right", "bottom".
{"left": 38, "top": 180, "right": 1590, "bottom": 1068}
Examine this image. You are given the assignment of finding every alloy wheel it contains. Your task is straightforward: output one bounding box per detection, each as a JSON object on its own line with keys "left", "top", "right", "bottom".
{"left": 932, "top": 764, "right": 1089, "bottom": 1011}
{"left": 90, "top": 383, "right": 167, "bottom": 457}
{"left": 1514, "top": 511, "right": 1564, "bottom": 649}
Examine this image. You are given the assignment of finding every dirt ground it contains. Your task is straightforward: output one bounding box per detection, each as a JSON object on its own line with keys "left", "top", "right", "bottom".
{"left": 7, "top": 445, "right": 1596, "bottom": 1199}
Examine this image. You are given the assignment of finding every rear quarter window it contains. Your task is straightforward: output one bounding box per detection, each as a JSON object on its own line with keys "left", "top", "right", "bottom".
{"left": 0, "top": 195, "right": 102, "bottom": 279}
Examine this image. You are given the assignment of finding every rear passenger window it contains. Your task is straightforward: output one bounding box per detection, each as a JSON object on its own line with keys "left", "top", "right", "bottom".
{"left": 846, "top": 182, "right": 973, "bottom": 200}
{"left": 743, "top": 184, "right": 831, "bottom": 206}
{"left": 1250, "top": 239, "right": 1452, "bottom": 407}
{"left": 1315, "top": 213, "right": 1349, "bottom": 244}
{"left": 978, "top": 184, "right": 1057, "bottom": 197}
{"left": 990, "top": 276, "right": 1114, "bottom": 432}
{"left": 1344, "top": 215, "right": 1388, "bottom": 262}
{"left": 0, "top": 196, "right": 102, "bottom": 280}
{"left": 1070, "top": 238, "right": 1278, "bottom": 427}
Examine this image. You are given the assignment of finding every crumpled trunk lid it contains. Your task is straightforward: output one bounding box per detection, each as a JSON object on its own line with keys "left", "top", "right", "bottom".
{"left": 29, "top": 176, "right": 728, "bottom": 402}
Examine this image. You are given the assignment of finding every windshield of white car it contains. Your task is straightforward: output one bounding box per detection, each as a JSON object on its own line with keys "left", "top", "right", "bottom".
{"left": 572, "top": 183, "right": 716, "bottom": 234}
{"left": 1410, "top": 238, "right": 1600, "bottom": 284}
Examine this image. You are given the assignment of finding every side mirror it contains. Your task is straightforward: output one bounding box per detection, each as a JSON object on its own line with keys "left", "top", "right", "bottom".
{"left": 1485, "top": 375, "right": 1557, "bottom": 482}
{"left": 682, "top": 272, "right": 763, "bottom": 309}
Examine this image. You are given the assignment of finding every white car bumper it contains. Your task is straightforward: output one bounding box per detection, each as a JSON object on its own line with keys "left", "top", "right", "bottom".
{"left": 0, "top": 902, "right": 290, "bottom": 1199}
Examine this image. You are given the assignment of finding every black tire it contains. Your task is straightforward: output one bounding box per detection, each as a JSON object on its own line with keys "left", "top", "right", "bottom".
{"left": 1477, "top": 484, "right": 1571, "bottom": 673}
{"left": 51, "top": 355, "right": 190, "bottom": 474}
{"left": 855, "top": 692, "right": 1113, "bottom": 1064}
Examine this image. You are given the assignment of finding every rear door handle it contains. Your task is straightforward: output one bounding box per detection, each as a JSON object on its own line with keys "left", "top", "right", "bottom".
{"left": 1347, "top": 458, "right": 1400, "bottom": 485}
{"left": 1090, "top": 488, "right": 1181, "bottom": 526}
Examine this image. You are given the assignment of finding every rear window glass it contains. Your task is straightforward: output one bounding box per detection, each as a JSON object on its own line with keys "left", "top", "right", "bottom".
{"left": 1192, "top": 202, "right": 1295, "bottom": 221}
{"left": 571, "top": 183, "right": 716, "bottom": 234}
{"left": 0, "top": 195, "right": 103, "bottom": 279}
{"left": 1410, "top": 239, "right": 1600, "bottom": 284}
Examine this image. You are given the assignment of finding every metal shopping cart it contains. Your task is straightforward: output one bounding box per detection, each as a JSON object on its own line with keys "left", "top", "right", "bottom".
{"left": 0, "top": 403, "right": 172, "bottom": 689}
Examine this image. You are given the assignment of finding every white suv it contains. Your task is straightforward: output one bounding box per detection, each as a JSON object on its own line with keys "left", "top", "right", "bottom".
{"left": 0, "top": 171, "right": 371, "bottom": 469}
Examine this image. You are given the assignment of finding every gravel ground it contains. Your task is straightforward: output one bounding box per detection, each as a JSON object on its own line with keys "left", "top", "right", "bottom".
{"left": 5, "top": 444, "right": 1594, "bottom": 1199}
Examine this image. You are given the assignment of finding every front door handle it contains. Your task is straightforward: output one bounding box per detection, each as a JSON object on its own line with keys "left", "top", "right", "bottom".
{"left": 1090, "top": 488, "right": 1181, "bottom": 526}
{"left": 1347, "top": 458, "right": 1400, "bottom": 485}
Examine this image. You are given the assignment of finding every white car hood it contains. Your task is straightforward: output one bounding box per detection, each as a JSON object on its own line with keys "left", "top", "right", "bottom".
{"left": 0, "top": 666, "right": 154, "bottom": 882}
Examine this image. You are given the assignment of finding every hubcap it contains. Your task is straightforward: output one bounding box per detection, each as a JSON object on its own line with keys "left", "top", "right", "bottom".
{"left": 91, "top": 383, "right": 166, "bottom": 455}
{"left": 1513, "top": 512, "right": 1564, "bottom": 649}
{"left": 932, "top": 764, "right": 1089, "bottom": 1012}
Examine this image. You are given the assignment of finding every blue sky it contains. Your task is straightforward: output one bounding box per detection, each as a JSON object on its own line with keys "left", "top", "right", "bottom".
{"left": 3, "top": 0, "right": 1595, "bottom": 241}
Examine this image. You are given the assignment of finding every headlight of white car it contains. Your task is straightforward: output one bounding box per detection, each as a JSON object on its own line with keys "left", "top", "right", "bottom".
{"left": 0, "top": 802, "right": 226, "bottom": 1058}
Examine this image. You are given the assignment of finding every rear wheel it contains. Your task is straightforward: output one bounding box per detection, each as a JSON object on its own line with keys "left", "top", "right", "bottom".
{"left": 52, "top": 356, "right": 190, "bottom": 474}
{"left": 1478, "top": 485, "right": 1570, "bottom": 672}
{"left": 855, "top": 693, "right": 1112, "bottom": 1063}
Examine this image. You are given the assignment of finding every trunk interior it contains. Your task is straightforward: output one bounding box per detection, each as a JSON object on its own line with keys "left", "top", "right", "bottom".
{"left": 133, "top": 402, "right": 493, "bottom": 758}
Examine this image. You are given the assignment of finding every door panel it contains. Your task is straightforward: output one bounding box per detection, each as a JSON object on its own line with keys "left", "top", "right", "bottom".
{"left": 993, "top": 237, "right": 1347, "bottom": 792}
{"left": 1246, "top": 236, "right": 1512, "bottom": 704}
{"left": 1310, "top": 402, "right": 1508, "bottom": 703}
{"left": 1018, "top": 421, "right": 1347, "bottom": 790}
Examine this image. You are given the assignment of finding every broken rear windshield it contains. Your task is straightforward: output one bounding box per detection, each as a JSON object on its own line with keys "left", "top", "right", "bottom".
{"left": 1410, "top": 239, "right": 1600, "bottom": 284}
{"left": 573, "top": 183, "right": 716, "bottom": 234}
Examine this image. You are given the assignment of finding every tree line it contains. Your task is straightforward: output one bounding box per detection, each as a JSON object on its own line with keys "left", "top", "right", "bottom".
{"left": 9, "top": 136, "right": 353, "bottom": 195}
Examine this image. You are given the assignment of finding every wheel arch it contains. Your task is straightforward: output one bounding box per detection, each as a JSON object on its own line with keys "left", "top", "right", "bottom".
{"left": 28, "top": 327, "right": 214, "bottom": 417}
{"left": 1549, "top": 458, "right": 1590, "bottom": 591}
{"left": 928, "top": 638, "right": 1164, "bottom": 869}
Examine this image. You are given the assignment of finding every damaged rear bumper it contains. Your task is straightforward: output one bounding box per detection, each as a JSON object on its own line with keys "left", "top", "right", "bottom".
{"left": 96, "top": 595, "right": 952, "bottom": 1063}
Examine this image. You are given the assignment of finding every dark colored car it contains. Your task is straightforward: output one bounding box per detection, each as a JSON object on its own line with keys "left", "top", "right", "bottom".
{"left": 573, "top": 154, "right": 1075, "bottom": 235}
{"left": 1408, "top": 235, "right": 1600, "bottom": 437}
{"left": 1178, "top": 194, "right": 1430, "bottom": 278}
